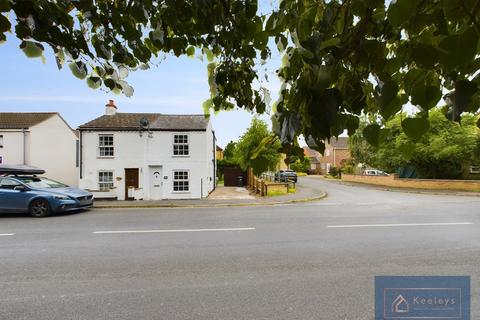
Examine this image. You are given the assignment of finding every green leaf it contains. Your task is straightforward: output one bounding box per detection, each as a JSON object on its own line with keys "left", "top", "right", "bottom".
{"left": 402, "top": 117, "right": 429, "bottom": 140}
{"left": 403, "top": 68, "right": 425, "bottom": 94}
{"left": 411, "top": 84, "right": 442, "bottom": 111}
{"left": 378, "top": 79, "right": 397, "bottom": 106}
{"left": 104, "top": 78, "right": 116, "bottom": 90}
{"left": 86, "top": 77, "right": 101, "bottom": 89}
{"left": 363, "top": 124, "right": 381, "bottom": 147}
{"left": 68, "top": 61, "right": 87, "bottom": 79}
{"left": 130, "top": 5, "right": 148, "bottom": 24}
{"left": 186, "top": 46, "right": 195, "bottom": 58}
{"left": 455, "top": 80, "right": 477, "bottom": 113}
{"left": 411, "top": 44, "right": 439, "bottom": 69}
{"left": 439, "top": 27, "right": 479, "bottom": 70}
{"left": 20, "top": 41, "right": 44, "bottom": 58}
{"left": 253, "top": 31, "right": 269, "bottom": 49}
{"left": 477, "top": 117, "right": 480, "bottom": 129}
{"left": 0, "top": 13, "right": 10, "bottom": 32}
{"left": 94, "top": 66, "right": 106, "bottom": 77}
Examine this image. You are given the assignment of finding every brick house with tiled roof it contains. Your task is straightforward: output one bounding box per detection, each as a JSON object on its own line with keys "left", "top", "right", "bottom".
{"left": 304, "top": 137, "right": 351, "bottom": 175}
{"left": 77, "top": 100, "right": 216, "bottom": 200}
{"left": 0, "top": 112, "right": 79, "bottom": 186}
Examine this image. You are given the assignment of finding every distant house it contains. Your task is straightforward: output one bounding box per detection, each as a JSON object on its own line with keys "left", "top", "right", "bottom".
{"left": 303, "top": 147, "right": 322, "bottom": 173}
{"left": 216, "top": 145, "right": 224, "bottom": 160}
{"left": 77, "top": 100, "right": 216, "bottom": 200}
{"left": 304, "top": 137, "right": 351, "bottom": 175}
{"left": 0, "top": 112, "right": 79, "bottom": 186}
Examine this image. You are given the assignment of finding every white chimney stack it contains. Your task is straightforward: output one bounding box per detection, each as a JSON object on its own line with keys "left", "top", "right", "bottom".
{"left": 105, "top": 99, "right": 117, "bottom": 115}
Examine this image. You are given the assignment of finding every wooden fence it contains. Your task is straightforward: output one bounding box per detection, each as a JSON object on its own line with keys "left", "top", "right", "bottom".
{"left": 246, "top": 169, "right": 295, "bottom": 196}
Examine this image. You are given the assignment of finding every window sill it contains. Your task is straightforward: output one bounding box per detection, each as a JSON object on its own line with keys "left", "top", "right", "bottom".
{"left": 172, "top": 155, "right": 190, "bottom": 158}
{"left": 172, "top": 191, "right": 190, "bottom": 193}
{"left": 97, "top": 157, "right": 115, "bottom": 159}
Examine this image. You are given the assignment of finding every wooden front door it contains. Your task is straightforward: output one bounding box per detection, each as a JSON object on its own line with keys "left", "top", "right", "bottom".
{"left": 125, "top": 168, "right": 139, "bottom": 200}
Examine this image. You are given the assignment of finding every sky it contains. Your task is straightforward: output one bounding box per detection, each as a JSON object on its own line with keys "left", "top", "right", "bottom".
{"left": 0, "top": 29, "right": 280, "bottom": 148}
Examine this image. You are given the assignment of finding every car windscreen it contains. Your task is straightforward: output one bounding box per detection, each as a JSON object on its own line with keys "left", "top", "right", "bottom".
{"left": 17, "top": 177, "right": 68, "bottom": 189}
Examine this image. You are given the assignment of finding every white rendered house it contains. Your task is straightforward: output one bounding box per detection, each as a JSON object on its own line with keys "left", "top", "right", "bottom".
{"left": 0, "top": 112, "right": 79, "bottom": 186}
{"left": 78, "top": 101, "right": 216, "bottom": 200}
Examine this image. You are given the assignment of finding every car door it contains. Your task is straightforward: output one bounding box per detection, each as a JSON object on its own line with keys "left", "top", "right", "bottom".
{"left": 0, "top": 178, "right": 33, "bottom": 212}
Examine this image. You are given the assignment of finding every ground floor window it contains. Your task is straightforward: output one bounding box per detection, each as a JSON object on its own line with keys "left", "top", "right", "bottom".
{"left": 173, "top": 170, "right": 189, "bottom": 192}
{"left": 98, "top": 171, "right": 114, "bottom": 191}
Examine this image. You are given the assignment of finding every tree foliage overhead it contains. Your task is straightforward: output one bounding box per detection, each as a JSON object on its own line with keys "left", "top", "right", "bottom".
{"left": 234, "top": 118, "right": 281, "bottom": 175}
{"left": 1, "top": 0, "right": 480, "bottom": 150}
{"left": 0, "top": 0, "right": 269, "bottom": 111}
{"left": 349, "top": 109, "right": 480, "bottom": 179}
{"left": 269, "top": 0, "right": 480, "bottom": 152}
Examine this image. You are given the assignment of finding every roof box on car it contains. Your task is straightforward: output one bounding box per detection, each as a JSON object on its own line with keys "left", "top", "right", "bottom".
{"left": 0, "top": 165, "right": 45, "bottom": 175}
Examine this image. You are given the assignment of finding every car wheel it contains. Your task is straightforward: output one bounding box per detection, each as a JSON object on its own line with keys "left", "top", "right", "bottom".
{"left": 29, "top": 199, "right": 51, "bottom": 217}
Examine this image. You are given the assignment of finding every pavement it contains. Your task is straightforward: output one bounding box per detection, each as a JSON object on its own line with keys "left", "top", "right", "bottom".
{"left": 1, "top": 177, "right": 480, "bottom": 319}
{"left": 94, "top": 182, "right": 326, "bottom": 208}
{"left": 207, "top": 186, "right": 255, "bottom": 200}
{"left": 318, "top": 175, "right": 480, "bottom": 197}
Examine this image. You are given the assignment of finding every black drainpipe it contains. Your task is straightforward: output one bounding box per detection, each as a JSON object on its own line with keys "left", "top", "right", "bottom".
{"left": 79, "top": 130, "right": 83, "bottom": 179}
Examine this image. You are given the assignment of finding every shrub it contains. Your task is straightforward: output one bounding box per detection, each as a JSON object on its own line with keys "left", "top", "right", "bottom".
{"left": 342, "top": 165, "right": 354, "bottom": 174}
{"left": 329, "top": 166, "right": 341, "bottom": 177}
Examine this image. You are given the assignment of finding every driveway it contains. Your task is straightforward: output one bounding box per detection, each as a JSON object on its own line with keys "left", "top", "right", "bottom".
{"left": 0, "top": 177, "right": 479, "bottom": 319}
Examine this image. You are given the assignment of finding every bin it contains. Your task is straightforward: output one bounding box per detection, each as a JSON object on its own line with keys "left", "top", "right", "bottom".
{"left": 237, "top": 176, "right": 244, "bottom": 187}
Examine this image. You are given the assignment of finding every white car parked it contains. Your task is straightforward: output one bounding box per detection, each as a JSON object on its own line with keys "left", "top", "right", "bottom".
{"left": 363, "top": 169, "right": 389, "bottom": 176}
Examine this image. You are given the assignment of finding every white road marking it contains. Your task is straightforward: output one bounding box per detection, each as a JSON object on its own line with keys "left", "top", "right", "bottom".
{"left": 0, "top": 233, "right": 15, "bottom": 236}
{"left": 356, "top": 202, "right": 378, "bottom": 206}
{"left": 327, "top": 222, "right": 473, "bottom": 228}
{"left": 93, "top": 227, "right": 256, "bottom": 234}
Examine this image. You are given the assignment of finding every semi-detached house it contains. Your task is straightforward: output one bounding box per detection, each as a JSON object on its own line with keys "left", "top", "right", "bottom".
{"left": 78, "top": 101, "right": 216, "bottom": 200}
{"left": 0, "top": 112, "right": 79, "bottom": 186}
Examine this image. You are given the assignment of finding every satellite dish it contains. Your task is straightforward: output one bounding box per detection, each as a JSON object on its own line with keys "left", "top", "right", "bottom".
{"left": 139, "top": 117, "right": 149, "bottom": 128}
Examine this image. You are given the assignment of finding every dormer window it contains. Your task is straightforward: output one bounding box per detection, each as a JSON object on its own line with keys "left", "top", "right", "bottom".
{"left": 173, "top": 134, "right": 189, "bottom": 156}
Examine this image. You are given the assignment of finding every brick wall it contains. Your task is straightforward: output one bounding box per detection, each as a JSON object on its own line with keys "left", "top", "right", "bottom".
{"left": 342, "top": 174, "right": 480, "bottom": 192}
{"left": 333, "top": 149, "right": 350, "bottom": 167}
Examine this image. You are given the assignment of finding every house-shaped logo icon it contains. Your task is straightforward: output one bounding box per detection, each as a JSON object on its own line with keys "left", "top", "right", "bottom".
{"left": 392, "top": 294, "right": 410, "bottom": 313}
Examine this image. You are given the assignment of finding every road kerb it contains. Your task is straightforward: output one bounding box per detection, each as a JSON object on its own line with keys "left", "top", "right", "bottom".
{"left": 93, "top": 192, "right": 328, "bottom": 209}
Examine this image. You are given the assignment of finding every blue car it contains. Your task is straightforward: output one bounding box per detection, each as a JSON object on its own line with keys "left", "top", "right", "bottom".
{"left": 0, "top": 168, "right": 93, "bottom": 217}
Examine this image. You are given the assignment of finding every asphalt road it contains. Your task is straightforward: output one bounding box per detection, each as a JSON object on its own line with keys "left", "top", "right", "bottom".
{"left": 0, "top": 177, "right": 479, "bottom": 320}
